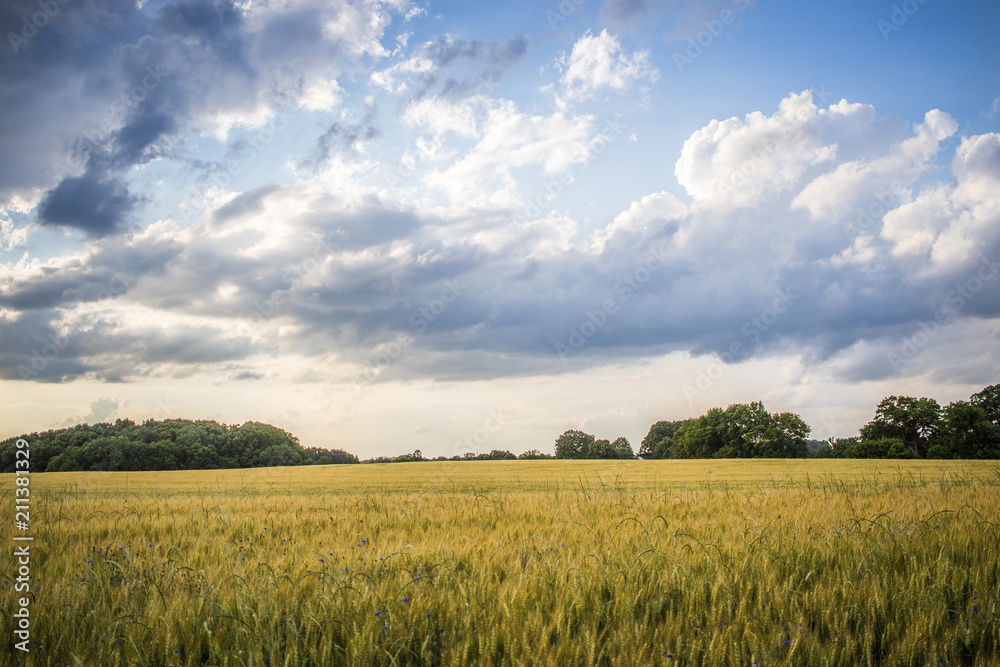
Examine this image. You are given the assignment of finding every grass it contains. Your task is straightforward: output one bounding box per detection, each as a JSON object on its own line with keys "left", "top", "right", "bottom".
{"left": 2, "top": 460, "right": 999, "bottom": 665}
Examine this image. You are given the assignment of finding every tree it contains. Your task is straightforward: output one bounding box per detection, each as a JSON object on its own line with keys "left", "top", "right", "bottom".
{"left": 860, "top": 396, "right": 941, "bottom": 458}
{"left": 931, "top": 401, "right": 1000, "bottom": 459}
{"left": 518, "top": 449, "right": 553, "bottom": 460}
{"left": 639, "top": 420, "right": 688, "bottom": 459}
{"left": 611, "top": 437, "right": 634, "bottom": 459}
{"left": 761, "top": 412, "right": 811, "bottom": 458}
{"left": 587, "top": 438, "right": 613, "bottom": 459}
{"left": 672, "top": 410, "right": 726, "bottom": 458}
{"left": 846, "top": 437, "right": 911, "bottom": 459}
{"left": 1, "top": 417, "right": 360, "bottom": 472}
{"left": 971, "top": 384, "right": 1000, "bottom": 426}
{"left": 554, "top": 430, "right": 595, "bottom": 459}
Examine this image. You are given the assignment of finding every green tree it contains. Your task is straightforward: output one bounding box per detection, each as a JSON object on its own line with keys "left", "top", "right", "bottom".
{"left": 672, "top": 410, "right": 726, "bottom": 458}
{"left": 639, "top": 420, "right": 688, "bottom": 459}
{"left": 971, "top": 384, "right": 1000, "bottom": 426}
{"left": 587, "top": 439, "right": 613, "bottom": 459}
{"left": 554, "top": 430, "right": 595, "bottom": 459}
{"left": 846, "top": 437, "right": 911, "bottom": 459}
{"left": 860, "top": 396, "right": 941, "bottom": 458}
{"left": 610, "top": 436, "right": 634, "bottom": 459}
{"left": 932, "top": 401, "right": 1000, "bottom": 459}
{"left": 518, "top": 449, "right": 552, "bottom": 460}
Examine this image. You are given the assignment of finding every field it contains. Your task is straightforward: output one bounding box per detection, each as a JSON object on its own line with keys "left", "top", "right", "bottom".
{"left": 2, "top": 460, "right": 999, "bottom": 666}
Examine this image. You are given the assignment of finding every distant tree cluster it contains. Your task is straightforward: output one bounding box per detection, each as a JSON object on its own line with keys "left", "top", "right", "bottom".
{"left": 814, "top": 385, "right": 1000, "bottom": 460}
{"left": 553, "top": 431, "right": 635, "bottom": 459}
{"left": 361, "top": 449, "right": 551, "bottom": 463}
{"left": 639, "top": 402, "right": 810, "bottom": 459}
{"left": 0, "top": 419, "right": 359, "bottom": 473}
{"left": 636, "top": 385, "right": 1000, "bottom": 461}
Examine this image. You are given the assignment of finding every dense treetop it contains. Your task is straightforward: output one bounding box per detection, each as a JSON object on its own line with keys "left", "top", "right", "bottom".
{"left": 0, "top": 418, "right": 358, "bottom": 473}
{"left": 636, "top": 384, "right": 1000, "bottom": 460}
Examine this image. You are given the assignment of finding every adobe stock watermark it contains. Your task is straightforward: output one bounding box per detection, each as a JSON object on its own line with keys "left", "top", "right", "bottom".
{"left": 383, "top": 76, "right": 500, "bottom": 189}
{"left": 711, "top": 85, "right": 833, "bottom": 201}
{"left": 6, "top": 0, "right": 71, "bottom": 55}
{"left": 452, "top": 408, "right": 509, "bottom": 458}
{"left": 358, "top": 278, "right": 466, "bottom": 383}
{"left": 887, "top": 255, "right": 998, "bottom": 371}
{"left": 844, "top": 133, "right": 959, "bottom": 242}
{"left": 50, "top": 63, "right": 171, "bottom": 180}
{"left": 673, "top": 0, "right": 755, "bottom": 73}
{"left": 520, "top": 115, "right": 628, "bottom": 222}
{"left": 17, "top": 269, "right": 135, "bottom": 379}
{"left": 682, "top": 286, "right": 799, "bottom": 401}
{"left": 544, "top": 0, "right": 586, "bottom": 30}
{"left": 225, "top": 236, "right": 340, "bottom": 352}
{"left": 554, "top": 244, "right": 669, "bottom": 362}
{"left": 877, "top": 0, "right": 931, "bottom": 41}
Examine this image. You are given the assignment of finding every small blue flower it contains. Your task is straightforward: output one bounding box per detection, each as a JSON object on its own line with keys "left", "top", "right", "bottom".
{"left": 402, "top": 597, "right": 410, "bottom": 602}
{"left": 427, "top": 613, "right": 433, "bottom": 617}
{"left": 783, "top": 640, "right": 792, "bottom": 645}
{"left": 375, "top": 611, "right": 382, "bottom": 616}
{"left": 383, "top": 625, "right": 389, "bottom": 630}
{"left": 319, "top": 558, "right": 324, "bottom": 562}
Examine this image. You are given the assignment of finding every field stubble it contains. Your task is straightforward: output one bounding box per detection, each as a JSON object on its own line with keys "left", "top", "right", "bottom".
{"left": 1, "top": 460, "right": 999, "bottom": 666}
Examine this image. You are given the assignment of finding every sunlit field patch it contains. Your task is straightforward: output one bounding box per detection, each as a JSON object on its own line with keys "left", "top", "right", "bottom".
{"left": 2, "top": 460, "right": 998, "bottom": 665}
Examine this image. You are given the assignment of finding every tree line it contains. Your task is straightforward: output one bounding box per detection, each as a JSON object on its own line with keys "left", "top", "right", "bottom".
{"left": 0, "top": 418, "right": 358, "bottom": 473}
{"left": 4, "top": 384, "right": 996, "bottom": 472}
{"left": 636, "top": 384, "right": 1000, "bottom": 460}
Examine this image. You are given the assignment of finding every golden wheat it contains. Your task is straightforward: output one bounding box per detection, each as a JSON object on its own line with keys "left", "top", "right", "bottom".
{"left": 1, "top": 460, "right": 998, "bottom": 665}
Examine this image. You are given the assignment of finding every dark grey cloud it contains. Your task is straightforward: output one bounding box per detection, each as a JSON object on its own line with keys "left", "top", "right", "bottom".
{"left": 37, "top": 172, "right": 138, "bottom": 237}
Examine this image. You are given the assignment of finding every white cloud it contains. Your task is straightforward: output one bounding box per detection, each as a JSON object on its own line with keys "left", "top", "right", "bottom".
{"left": 674, "top": 91, "right": 838, "bottom": 209}
{"left": 403, "top": 95, "right": 483, "bottom": 138}
{"left": 792, "top": 109, "right": 958, "bottom": 222}
{"left": 423, "top": 100, "right": 595, "bottom": 207}
{"left": 554, "top": 30, "right": 659, "bottom": 106}
{"left": 882, "top": 133, "right": 1000, "bottom": 275}
{"left": 589, "top": 191, "right": 686, "bottom": 252}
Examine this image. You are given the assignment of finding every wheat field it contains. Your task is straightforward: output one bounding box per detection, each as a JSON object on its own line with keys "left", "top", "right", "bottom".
{"left": 2, "top": 460, "right": 999, "bottom": 666}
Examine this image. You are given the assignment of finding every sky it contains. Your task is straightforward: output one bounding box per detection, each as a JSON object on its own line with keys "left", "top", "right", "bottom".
{"left": 1, "top": 0, "right": 999, "bottom": 459}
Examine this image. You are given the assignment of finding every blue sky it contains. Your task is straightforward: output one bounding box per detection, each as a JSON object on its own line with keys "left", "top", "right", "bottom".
{"left": 1, "top": 0, "right": 998, "bottom": 457}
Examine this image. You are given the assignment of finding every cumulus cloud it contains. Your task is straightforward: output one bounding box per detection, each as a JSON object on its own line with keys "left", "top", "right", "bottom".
{"left": 1, "top": 48, "right": 998, "bottom": 394}
{"left": 553, "top": 30, "right": 659, "bottom": 106}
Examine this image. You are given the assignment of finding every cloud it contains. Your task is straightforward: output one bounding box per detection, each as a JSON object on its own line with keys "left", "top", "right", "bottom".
{"left": 1, "top": 88, "right": 998, "bottom": 391}
{"left": 372, "top": 33, "right": 529, "bottom": 101}
{"left": 84, "top": 398, "right": 120, "bottom": 424}
{"left": 881, "top": 132, "right": 1000, "bottom": 276}
{"left": 553, "top": 30, "right": 659, "bottom": 106}
{"left": 0, "top": 0, "right": 407, "bottom": 235}
{"left": 598, "top": 0, "right": 756, "bottom": 36}
{"left": 37, "top": 173, "right": 139, "bottom": 237}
